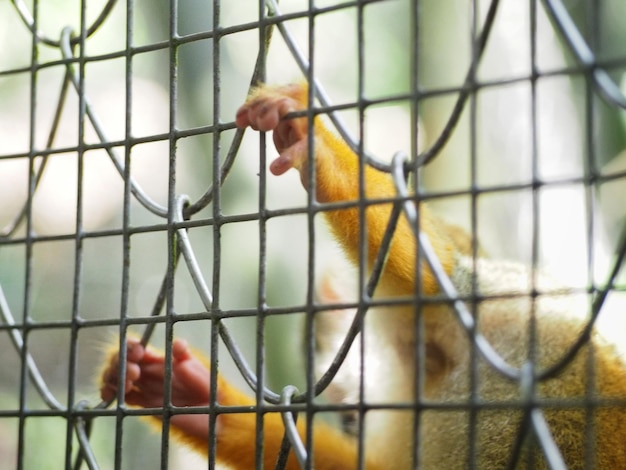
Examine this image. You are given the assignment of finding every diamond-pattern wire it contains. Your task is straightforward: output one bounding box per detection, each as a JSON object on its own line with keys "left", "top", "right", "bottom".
{"left": 1, "top": 0, "right": 625, "bottom": 469}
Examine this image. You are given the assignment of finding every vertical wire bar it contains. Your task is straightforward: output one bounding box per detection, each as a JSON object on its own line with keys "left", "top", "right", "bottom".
{"left": 162, "top": 0, "right": 180, "bottom": 467}
{"left": 304, "top": 1, "right": 317, "bottom": 468}
{"left": 111, "top": 1, "right": 135, "bottom": 468}
{"left": 122, "top": 0, "right": 134, "bottom": 369}
{"left": 467, "top": 1, "right": 479, "bottom": 467}
{"left": 355, "top": 2, "right": 366, "bottom": 469}
{"left": 582, "top": 1, "right": 600, "bottom": 467}
{"left": 520, "top": 0, "right": 562, "bottom": 468}
{"left": 529, "top": 0, "right": 540, "bottom": 392}
{"left": 409, "top": 1, "right": 424, "bottom": 468}
{"left": 65, "top": 1, "right": 88, "bottom": 465}
{"left": 18, "top": 0, "right": 40, "bottom": 466}
{"left": 208, "top": 0, "right": 222, "bottom": 467}
{"left": 255, "top": 125, "right": 268, "bottom": 461}
{"left": 255, "top": 1, "right": 268, "bottom": 468}
{"left": 527, "top": 1, "right": 549, "bottom": 467}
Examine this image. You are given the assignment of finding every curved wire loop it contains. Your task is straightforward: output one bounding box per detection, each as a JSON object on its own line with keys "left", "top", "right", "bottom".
{"left": 58, "top": 27, "right": 169, "bottom": 218}
{"left": 542, "top": 0, "right": 626, "bottom": 110}
{"left": 11, "top": 0, "right": 118, "bottom": 48}
{"left": 390, "top": 153, "right": 521, "bottom": 381}
{"left": 72, "top": 400, "right": 100, "bottom": 470}
{"left": 277, "top": 385, "right": 306, "bottom": 469}
{"left": 0, "top": 285, "right": 64, "bottom": 411}
{"left": 184, "top": 15, "right": 275, "bottom": 216}
{"left": 414, "top": 0, "right": 501, "bottom": 168}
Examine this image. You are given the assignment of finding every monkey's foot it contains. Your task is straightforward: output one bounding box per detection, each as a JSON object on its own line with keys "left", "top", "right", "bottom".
{"left": 235, "top": 84, "right": 311, "bottom": 176}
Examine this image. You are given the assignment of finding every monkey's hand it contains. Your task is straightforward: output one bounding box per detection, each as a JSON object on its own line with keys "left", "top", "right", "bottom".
{"left": 235, "top": 83, "right": 315, "bottom": 180}
{"left": 100, "top": 338, "right": 210, "bottom": 407}
{"left": 100, "top": 338, "right": 211, "bottom": 439}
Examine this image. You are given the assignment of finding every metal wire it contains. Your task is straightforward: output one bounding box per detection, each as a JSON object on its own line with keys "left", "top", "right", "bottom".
{"left": 11, "top": 0, "right": 119, "bottom": 47}
{"left": 542, "top": 0, "right": 626, "bottom": 110}
{"left": 0, "top": 285, "right": 64, "bottom": 411}
{"left": 1, "top": 0, "right": 625, "bottom": 469}
{"left": 279, "top": 385, "right": 306, "bottom": 468}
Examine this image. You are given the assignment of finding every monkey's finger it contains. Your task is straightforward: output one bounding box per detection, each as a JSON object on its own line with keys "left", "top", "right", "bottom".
{"left": 172, "top": 338, "right": 191, "bottom": 361}
{"left": 236, "top": 98, "right": 297, "bottom": 133}
{"left": 125, "top": 338, "right": 145, "bottom": 363}
{"left": 100, "top": 383, "right": 117, "bottom": 402}
{"left": 269, "top": 141, "right": 307, "bottom": 176}
{"left": 100, "top": 355, "right": 141, "bottom": 390}
{"left": 235, "top": 101, "right": 279, "bottom": 131}
{"left": 100, "top": 376, "right": 138, "bottom": 401}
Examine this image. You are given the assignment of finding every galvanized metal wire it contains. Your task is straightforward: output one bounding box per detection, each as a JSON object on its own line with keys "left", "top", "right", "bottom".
{"left": 1, "top": 0, "right": 625, "bottom": 469}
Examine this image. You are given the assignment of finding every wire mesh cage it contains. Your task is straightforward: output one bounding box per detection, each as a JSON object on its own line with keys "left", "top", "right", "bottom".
{"left": 1, "top": 0, "right": 626, "bottom": 469}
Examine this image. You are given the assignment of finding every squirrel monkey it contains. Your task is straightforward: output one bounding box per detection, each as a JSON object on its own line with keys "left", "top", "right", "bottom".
{"left": 100, "top": 83, "right": 626, "bottom": 469}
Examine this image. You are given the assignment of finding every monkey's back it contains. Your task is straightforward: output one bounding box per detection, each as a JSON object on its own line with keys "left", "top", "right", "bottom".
{"left": 422, "top": 256, "right": 626, "bottom": 469}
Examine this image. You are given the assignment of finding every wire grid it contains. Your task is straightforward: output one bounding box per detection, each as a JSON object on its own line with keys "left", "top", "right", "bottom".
{"left": 1, "top": 0, "right": 626, "bottom": 469}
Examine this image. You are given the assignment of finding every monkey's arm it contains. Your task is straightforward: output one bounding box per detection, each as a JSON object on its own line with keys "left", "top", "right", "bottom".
{"left": 236, "top": 84, "right": 461, "bottom": 296}
{"left": 100, "top": 338, "right": 378, "bottom": 470}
